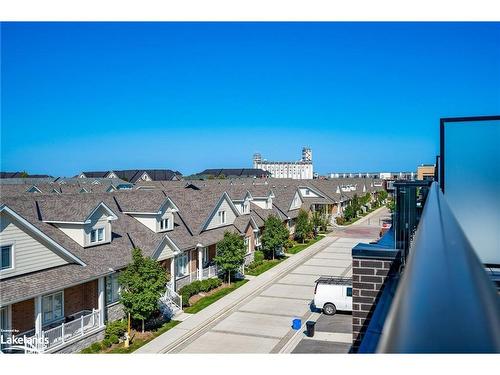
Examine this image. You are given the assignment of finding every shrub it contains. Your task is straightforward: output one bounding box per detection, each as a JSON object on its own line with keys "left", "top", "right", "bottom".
{"left": 335, "top": 216, "right": 345, "bottom": 225}
{"left": 105, "top": 319, "right": 127, "bottom": 340}
{"left": 254, "top": 250, "right": 264, "bottom": 263}
{"left": 102, "top": 338, "right": 112, "bottom": 348}
{"left": 108, "top": 334, "right": 119, "bottom": 345}
{"left": 284, "top": 239, "right": 295, "bottom": 249}
{"left": 89, "top": 342, "right": 102, "bottom": 353}
{"left": 180, "top": 277, "right": 223, "bottom": 307}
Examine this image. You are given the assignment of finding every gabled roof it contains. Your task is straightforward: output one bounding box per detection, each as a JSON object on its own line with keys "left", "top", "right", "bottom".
{"left": 38, "top": 196, "right": 118, "bottom": 224}
{"left": 0, "top": 204, "right": 86, "bottom": 266}
{"left": 200, "top": 192, "right": 241, "bottom": 232}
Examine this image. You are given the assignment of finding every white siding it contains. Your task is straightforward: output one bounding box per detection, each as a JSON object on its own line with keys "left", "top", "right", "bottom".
{"left": 0, "top": 213, "right": 68, "bottom": 279}
{"left": 290, "top": 191, "right": 302, "bottom": 210}
{"left": 55, "top": 223, "right": 86, "bottom": 246}
{"left": 299, "top": 187, "right": 320, "bottom": 198}
{"left": 84, "top": 207, "right": 112, "bottom": 247}
{"left": 205, "top": 198, "right": 237, "bottom": 230}
{"left": 253, "top": 197, "right": 272, "bottom": 210}
{"left": 156, "top": 240, "right": 174, "bottom": 261}
{"left": 130, "top": 214, "right": 157, "bottom": 232}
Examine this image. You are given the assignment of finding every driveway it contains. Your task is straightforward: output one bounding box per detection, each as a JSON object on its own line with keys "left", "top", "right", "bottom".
{"left": 136, "top": 207, "right": 389, "bottom": 354}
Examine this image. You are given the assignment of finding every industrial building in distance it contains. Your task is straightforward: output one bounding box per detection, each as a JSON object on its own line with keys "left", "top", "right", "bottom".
{"left": 253, "top": 147, "right": 314, "bottom": 180}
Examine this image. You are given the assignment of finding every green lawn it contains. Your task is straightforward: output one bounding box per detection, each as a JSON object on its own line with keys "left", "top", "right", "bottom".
{"left": 287, "top": 235, "right": 325, "bottom": 254}
{"left": 245, "top": 258, "right": 283, "bottom": 276}
{"left": 184, "top": 279, "right": 248, "bottom": 314}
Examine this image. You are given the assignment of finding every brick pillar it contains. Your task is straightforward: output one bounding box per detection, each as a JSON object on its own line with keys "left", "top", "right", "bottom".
{"left": 351, "top": 251, "right": 400, "bottom": 352}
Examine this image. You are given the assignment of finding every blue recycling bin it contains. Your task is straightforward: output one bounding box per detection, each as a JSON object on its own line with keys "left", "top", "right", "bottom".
{"left": 292, "top": 318, "right": 301, "bottom": 330}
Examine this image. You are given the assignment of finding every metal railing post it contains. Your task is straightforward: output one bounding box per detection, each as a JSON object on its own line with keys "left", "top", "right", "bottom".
{"left": 61, "top": 322, "right": 65, "bottom": 344}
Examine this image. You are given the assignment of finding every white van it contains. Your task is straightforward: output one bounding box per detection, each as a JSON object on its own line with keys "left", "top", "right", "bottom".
{"left": 313, "top": 277, "right": 353, "bottom": 315}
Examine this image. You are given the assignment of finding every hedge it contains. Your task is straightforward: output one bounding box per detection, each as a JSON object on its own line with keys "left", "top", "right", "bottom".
{"left": 179, "top": 278, "right": 222, "bottom": 307}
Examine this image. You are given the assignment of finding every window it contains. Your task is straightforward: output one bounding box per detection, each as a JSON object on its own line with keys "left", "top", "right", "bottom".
{"left": 90, "top": 228, "right": 105, "bottom": 244}
{"left": 160, "top": 218, "right": 169, "bottom": 231}
{"left": 305, "top": 189, "right": 310, "bottom": 196}
{"left": 0, "top": 307, "right": 10, "bottom": 350}
{"left": 42, "top": 291, "right": 64, "bottom": 324}
{"left": 244, "top": 237, "right": 250, "bottom": 253}
{"left": 346, "top": 287, "right": 353, "bottom": 297}
{"left": 176, "top": 252, "right": 189, "bottom": 277}
{"left": 202, "top": 247, "right": 209, "bottom": 266}
{"left": 218, "top": 210, "right": 226, "bottom": 224}
{"left": 106, "top": 273, "right": 120, "bottom": 305}
{"left": 1, "top": 245, "right": 13, "bottom": 271}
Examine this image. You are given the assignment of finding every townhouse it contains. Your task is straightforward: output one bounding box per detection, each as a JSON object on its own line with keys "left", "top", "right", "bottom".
{"left": 0, "top": 177, "right": 384, "bottom": 353}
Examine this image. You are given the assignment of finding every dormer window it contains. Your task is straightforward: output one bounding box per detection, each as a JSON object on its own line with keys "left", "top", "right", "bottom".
{"left": 90, "top": 228, "right": 105, "bottom": 244}
{"left": 219, "top": 211, "right": 226, "bottom": 224}
{"left": 160, "top": 218, "right": 170, "bottom": 231}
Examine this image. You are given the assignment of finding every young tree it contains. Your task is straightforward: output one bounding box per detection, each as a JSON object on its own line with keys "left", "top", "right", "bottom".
{"left": 261, "top": 214, "right": 290, "bottom": 259}
{"left": 377, "top": 190, "right": 388, "bottom": 205}
{"left": 312, "top": 208, "right": 330, "bottom": 232}
{"left": 343, "top": 204, "right": 355, "bottom": 221}
{"left": 118, "top": 248, "right": 167, "bottom": 333}
{"left": 295, "top": 209, "right": 312, "bottom": 243}
{"left": 214, "top": 231, "right": 246, "bottom": 284}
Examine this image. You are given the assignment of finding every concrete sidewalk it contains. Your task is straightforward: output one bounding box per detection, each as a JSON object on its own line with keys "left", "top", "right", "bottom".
{"left": 135, "top": 235, "right": 337, "bottom": 353}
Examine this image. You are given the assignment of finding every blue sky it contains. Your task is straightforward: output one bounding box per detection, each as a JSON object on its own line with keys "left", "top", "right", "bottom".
{"left": 1, "top": 22, "right": 499, "bottom": 176}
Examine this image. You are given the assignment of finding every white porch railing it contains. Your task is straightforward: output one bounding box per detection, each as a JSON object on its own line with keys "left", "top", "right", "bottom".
{"left": 160, "top": 284, "right": 182, "bottom": 313}
{"left": 202, "top": 264, "right": 218, "bottom": 279}
{"left": 41, "top": 309, "right": 101, "bottom": 352}
{"left": 176, "top": 265, "right": 220, "bottom": 290}
{"left": 14, "top": 309, "right": 101, "bottom": 353}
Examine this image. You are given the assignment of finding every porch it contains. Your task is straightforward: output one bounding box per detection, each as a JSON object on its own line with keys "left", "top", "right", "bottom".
{"left": 2, "top": 278, "right": 107, "bottom": 353}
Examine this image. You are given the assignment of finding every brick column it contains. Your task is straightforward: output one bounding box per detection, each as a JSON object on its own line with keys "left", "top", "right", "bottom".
{"left": 351, "top": 247, "right": 400, "bottom": 353}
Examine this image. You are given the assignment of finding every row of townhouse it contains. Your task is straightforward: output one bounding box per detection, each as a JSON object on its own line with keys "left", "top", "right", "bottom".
{"left": 0, "top": 177, "right": 384, "bottom": 353}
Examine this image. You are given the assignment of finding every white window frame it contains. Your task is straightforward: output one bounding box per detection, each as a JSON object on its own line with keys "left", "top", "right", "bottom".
{"left": 0, "top": 306, "right": 12, "bottom": 350}
{"left": 218, "top": 210, "right": 226, "bottom": 224}
{"left": 105, "top": 273, "right": 121, "bottom": 305}
{"left": 42, "top": 291, "right": 64, "bottom": 325}
{"left": 244, "top": 237, "right": 251, "bottom": 254}
{"left": 202, "top": 247, "right": 209, "bottom": 266}
{"left": 160, "top": 217, "right": 170, "bottom": 231}
{"left": 90, "top": 227, "right": 105, "bottom": 244}
{"left": 176, "top": 252, "right": 189, "bottom": 277}
{"left": 0, "top": 243, "right": 14, "bottom": 272}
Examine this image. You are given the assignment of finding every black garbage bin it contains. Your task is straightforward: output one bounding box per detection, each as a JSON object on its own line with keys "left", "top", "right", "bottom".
{"left": 305, "top": 321, "right": 316, "bottom": 337}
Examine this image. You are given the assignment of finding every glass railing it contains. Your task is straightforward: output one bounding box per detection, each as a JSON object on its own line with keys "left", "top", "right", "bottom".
{"left": 376, "top": 182, "right": 500, "bottom": 353}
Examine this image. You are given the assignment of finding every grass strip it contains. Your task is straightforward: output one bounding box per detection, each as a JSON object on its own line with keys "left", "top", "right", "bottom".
{"left": 184, "top": 279, "right": 248, "bottom": 314}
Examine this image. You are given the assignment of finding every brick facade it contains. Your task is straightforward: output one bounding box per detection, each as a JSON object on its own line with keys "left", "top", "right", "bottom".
{"left": 208, "top": 244, "right": 216, "bottom": 259}
{"left": 64, "top": 280, "right": 98, "bottom": 317}
{"left": 351, "top": 256, "right": 400, "bottom": 352}
{"left": 11, "top": 298, "right": 35, "bottom": 334}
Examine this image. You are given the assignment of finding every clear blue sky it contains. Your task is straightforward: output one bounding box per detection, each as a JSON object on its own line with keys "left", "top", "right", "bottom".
{"left": 1, "top": 22, "right": 499, "bottom": 176}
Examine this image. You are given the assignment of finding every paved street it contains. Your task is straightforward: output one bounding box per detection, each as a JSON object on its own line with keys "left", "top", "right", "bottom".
{"left": 170, "top": 207, "right": 389, "bottom": 354}
{"left": 136, "top": 207, "right": 389, "bottom": 354}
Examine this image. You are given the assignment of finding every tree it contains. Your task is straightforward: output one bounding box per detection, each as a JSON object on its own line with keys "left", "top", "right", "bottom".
{"left": 118, "top": 248, "right": 167, "bottom": 333}
{"left": 261, "top": 215, "right": 290, "bottom": 259}
{"left": 343, "top": 204, "right": 355, "bottom": 221}
{"left": 214, "top": 231, "right": 246, "bottom": 284}
{"left": 295, "top": 209, "right": 313, "bottom": 243}
{"left": 351, "top": 194, "right": 360, "bottom": 214}
{"left": 19, "top": 171, "right": 29, "bottom": 178}
{"left": 312, "top": 208, "right": 330, "bottom": 232}
{"left": 377, "top": 190, "right": 388, "bottom": 205}
{"left": 361, "top": 193, "right": 371, "bottom": 206}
